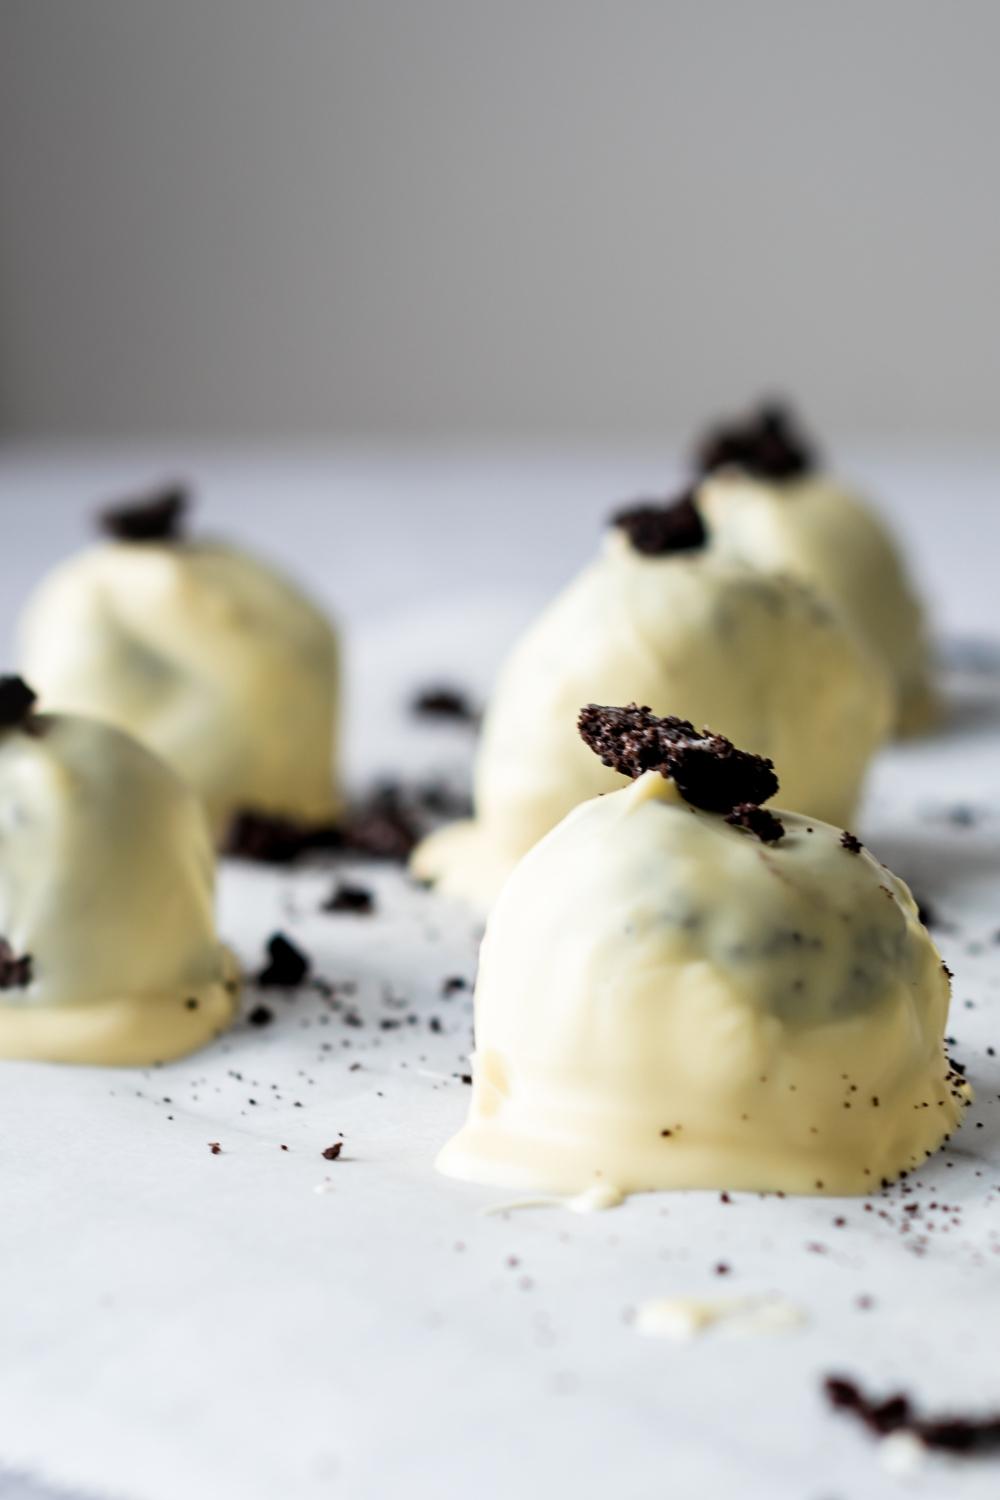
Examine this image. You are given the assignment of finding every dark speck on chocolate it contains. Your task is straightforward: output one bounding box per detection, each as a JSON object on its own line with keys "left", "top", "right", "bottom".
{"left": 98, "top": 484, "right": 189, "bottom": 542}
{"left": 695, "top": 401, "right": 817, "bottom": 481}
{"left": 612, "top": 491, "right": 707, "bottom": 557}
{"left": 578, "top": 703, "right": 778, "bottom": 814}
{"left": 726, "top": 802, "right": 785, "bottom": 844}
{"left": 256, "top": 933, "right": 311, "bottom": 989}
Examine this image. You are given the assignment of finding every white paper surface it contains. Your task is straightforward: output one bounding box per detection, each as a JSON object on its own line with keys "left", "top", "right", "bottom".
{"left": 0, "top": 450, "right": 999, "bottom": 1500}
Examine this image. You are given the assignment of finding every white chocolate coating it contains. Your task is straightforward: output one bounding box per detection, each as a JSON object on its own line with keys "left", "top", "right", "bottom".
{"left": 414, "top": 531, "right": 892, "bottom": 910}
{"left": 20, "top": 539, "right": 339, "bottom": 839}
{"left": 0, "top": 713, "right": 238, "bottom": 1065}
{"left": 439, "top": 773, "right": 966, "bottom": 1197}
{"left": 698, "top": 471, "right": 934, "bottom": 733}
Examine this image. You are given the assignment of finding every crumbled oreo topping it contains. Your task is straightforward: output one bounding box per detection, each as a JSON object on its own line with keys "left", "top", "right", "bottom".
{"left": 841, "top": 831, "right": 863, "bottom": 854}
{"left": 824, "top": 1375, "right": 1000, "bottom": 1455}
{"left": 0, "top": 677, "right": 37, "bottom": 731}
{"left": 695, "top": 401, "right": 816, "bottom": 481}
{"left": 226, "top": 787, "right": 421, "bottom": 867}
{"left": 578, "top": 703, "right": 779, "bottom": 816}
{"left": 412, "top": 686, "right": 477, "bottom": 723}
{"left": 256, "top": 933, "right": 311, "bottom": 989}
{"left": 340, "top": 786, "right": 420, "bottom": 862}
{"left": 612, "top": 491, "right": 707, "bottom": 556}
{"left": 98, "top": 484, "right": 189, "bottom": 542}
{"left": 224, "top": 811, "right": 339, "bottom": 865}
{"left": 0, "top": 938, "right": 32, "bottom": 990}
{"left": 321, "top": 1143, "right": 343, "bottom": 1161}
{"left": 322, "top": 882, "right": 375, "bottom": 915}
{"left": 726, "top": 803, "right": 785, "bottom": 844}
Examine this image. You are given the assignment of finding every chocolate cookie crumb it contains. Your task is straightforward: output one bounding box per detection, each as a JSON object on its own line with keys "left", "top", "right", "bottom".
{"left": 841, "top": 831, "right": 863, "bottom": 854}
{"left": 256, "top": 933, "right": 311, "bottom": 989}
{"left": 208, "top": 1142, "right": 222, "bottom": 1155}
{"left": 339, "top": 786, "right": 420, "bottom": 862}
{"left": 824, "top": 1375, "right": 1000, "bottom": 1455}
{"left": 915, "top": 897, "right": 937, "bottom": 928}
{"left": 0, "top": 939, "right": 32, "bottom": 990}
{"left": 99, "top": 484, "right": 189, "bottom": 542}
{"left": 321, "top": 1143, "right": 343, "bottom": 1161}
{"left": 695, "top": 401, "right": 816, "bottom": 481}
{"left": 612, "top": 491, "right": 707, "bottom": 556}
{"left": 578, "top": 703, "right": 778, "bottom": 814}
{"left": 412, "top": 686, "right": 477, "bottom": 723}
{"left": 246, "top": 1005, "right": 274, "bottom": 1027}
{"left": 322, "top": 882, "right": 375, "bottom": 915}
{"left": 726, "top": 803, "right": 785, "bottom": 844}
{"left": 0, "top": 677, "right": 38, "bottom": 731}
{"left": 224, "top": 810, "right": 339, "bottom": 865}
{"left": 227, "top": 782, "right": 444, "bottom": 867}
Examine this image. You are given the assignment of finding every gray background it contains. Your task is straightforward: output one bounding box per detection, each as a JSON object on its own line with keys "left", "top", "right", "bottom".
{"left": 1, "top": 0, "right": 998, "bottom": 443}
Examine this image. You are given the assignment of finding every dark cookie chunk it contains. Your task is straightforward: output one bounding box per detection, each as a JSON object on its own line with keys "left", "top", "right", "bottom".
{"left": 227, "top": 783, "right": 442, "bottom": 867}
{"left": 321, "top": 1143, "right": 343, "bottom": 1161}
{"left": 726, "top": 802, "right": 785, "bottom": 844}
{"left": 339, "top": 786, "right": 420, "bottom": 862}
{"left": 824, "top": 1375, "right": 1000, "bottom": 1455}
{"left": 224, "top": 811, "right": 339, "bottom": 865}
{"left": 256, "top": 933, "right": 311, "bottom": 989}
{"left": 915, "top": 896, "right": 936, "bottom": 929}
{"left": 322, "top": 882, "right": 375, "bottom": 915}
{"left": 0, "top": 938, "right": 32, "bottom": 989}
{"left": 0, "top": 677, "right": 37, "bottom": 730}
{"left": 612, "top": 491, "right": 707, "bottom": 556}
{"left": 695, "top": 402, "right": 816, "bottom": 482}
{"left": 99, "top": 484, "right": 189, "bottom": 542}
{"left": 412, "top": 686, "right": 477, "bottom": 723}
{"left": 578, "top": 703, "right": 778, "bottom": 814}
{"left": 840, "top": 831, "right": 863, "bottom": 854}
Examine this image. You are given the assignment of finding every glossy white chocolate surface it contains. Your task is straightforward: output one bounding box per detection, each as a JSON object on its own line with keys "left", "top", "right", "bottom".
{"left": 414, "top": 530, "right": 891, "bottom": 909}
{"left": 0, "top": 713, "right": 238, "bottom": 1064}
{"left": 440, "top": 772, "right": 965, "bottom": 1196}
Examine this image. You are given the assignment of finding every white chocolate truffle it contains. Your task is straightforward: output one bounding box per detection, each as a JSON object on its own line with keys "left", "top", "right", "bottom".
{"left": 0, "top": 686, "right": 238, "bottom": 1065}
{"left": 19, "top": 491, "right": 339, "bottom": 840}
{"left": 695, "top": 404, "right": 935, "bottom": 734}
{"left": 439, "top": 715, "right": 966, "bottom": 1197}
{"left": 413, "top": 507, "right": 892, "bottom": 911}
